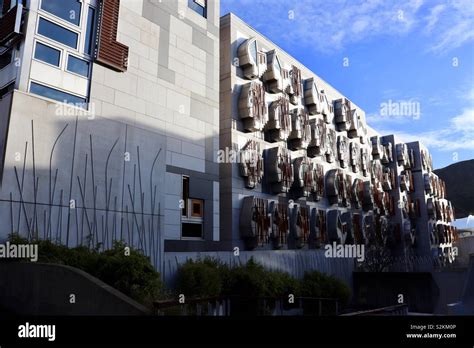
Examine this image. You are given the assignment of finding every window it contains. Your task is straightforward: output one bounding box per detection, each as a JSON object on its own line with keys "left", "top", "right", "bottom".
{"left": 67, "top": 55, "right": 90, "bottom": 77}
{"left": 41, "top": 0, "right": 82, "bottom": 26}
{"left": 182, "top": 223, "right": 203, "bottom": 239}
{"left": 190, "top": 199, "right": 204, "bottom": 218}
{"left": 181, "top": 175, "right": 204, "bottom": 239}
{"left": 249, "top": 40, "right": 257, "bottom": 64}
{"left": 38, "top": 18, "right": 78, "bottom": 49}
{"left": 182, "top": 176, "right": 189, "bottom": 216}
{"left": 188, "top": 0, "right": 207, "bottom": 18}
{"left": 30, "top": 82, "right": 86, "bottom": 105}
{"left": 84, "top": 7, "right": 96, "bottom": 55}
{"left": 0, "top": 50, "right": 12, "bottom": 70}
{"left": 34, "top": 42, "right": 61, "bottom": 66}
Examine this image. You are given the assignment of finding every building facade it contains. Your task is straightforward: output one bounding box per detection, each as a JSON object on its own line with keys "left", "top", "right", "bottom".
{"left": 0, "top": 0, "right": 221, "bottom": 271}
{"left": 219, "top": 13, "right": 457, "bottom": 268}
{"left": 0, "top": 1, "right": 457, "bottom": 275}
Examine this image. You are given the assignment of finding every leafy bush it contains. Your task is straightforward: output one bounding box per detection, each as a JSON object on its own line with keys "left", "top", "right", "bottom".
{"left": 223, "top": 258, "right": 300, "bottom": 298}
{"left": 176, "top": 258, "right": 223, "bottom": 298}
{"left": 261, "top": 269, "right": 300, "bottom": 298}
{"left": 7, "top": 234, "right": 163, "bottom": 306}
{"left": 94, "top": 242, "right": 164, "bottom": 306}
{"left": 176, "top": 258, "right": 300, "bottom": 300}
{"left": 301, "top": 270, "right": 351, "bottom": 307}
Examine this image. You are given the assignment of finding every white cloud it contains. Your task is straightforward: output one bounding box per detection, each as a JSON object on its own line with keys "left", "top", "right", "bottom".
{"left": 374, "top": 105, "right": 474, "bottom": 151}
{"left": 425, "top": 4, "right": 446, "bottom": 33}
{"left": 427, "top": 0, "right": 474, "bottom": 52}
{"left": 222, "top": 0, "right": 473, "bottom": 54}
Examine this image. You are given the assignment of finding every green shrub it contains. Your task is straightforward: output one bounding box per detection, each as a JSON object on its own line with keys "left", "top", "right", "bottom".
{"left": 301, "top": 271, "right": 351, "bottom": 307}
{"left": 93, "top": 241, "right": 164, "bottom": 306}
{"left": 265, "top": 270, "right": 300, "bottom": 298}
{"left": 223, "top": 258, "right": 268, "bottom": 298}
{"left": 7, "top": 235, "right": 163, "bottom": 306}
{"left": 176, "top": 258, "right": 223, "bottom": 298}
{"left": 223, "top": 258, "right": 300, "bottom": 298}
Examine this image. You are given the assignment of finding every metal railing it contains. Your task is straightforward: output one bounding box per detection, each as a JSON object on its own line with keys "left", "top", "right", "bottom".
{"left": 341, "top": 304, "right": 408, "bottom": 316}
{"left": 153, "top": 296, "right": 340, "bottom": 316}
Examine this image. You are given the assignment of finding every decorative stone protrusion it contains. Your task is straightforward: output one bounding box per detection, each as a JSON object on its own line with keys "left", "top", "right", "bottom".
{"left": 288, "top": 108, "right": 311, "bottom": 150}
{"left": 326, "top": 209, "right": 347, "bottom": 244}
{"left": 337, "top": 135, "right": 349, "bottom": 168}
{"left": 269, "top": 201, "right": 289, "bottom": 249}
{"left": 287, "top": 65, "right": 302, "bottom": 105}
{"left": 262, "top": 50, "right": 283, "bottom": 93}
{"left": 239, "top": 196, "right": 271, "bottom": 249}
{"left": 266, "top": 95, "right": 291, "bottom": 142}
{"left": 350, "top": 141, "right": 360, "bottom": 173}
{"left": 304, "top": 78, "right": 321, "bottom": 115}
{"left": 239, "top": 140, "right": 264, "bottom": 189}
{"left": 238, "top": 81, "right": 268, "bottom": 132}
{"left": 289, "top": 204, "right": 310, "bottom": 248}
{"left": 237, "top": 37, "right": 268, "bottom": 80}
{"left": 265, "top": 147, "right": 294, "bottom": 194}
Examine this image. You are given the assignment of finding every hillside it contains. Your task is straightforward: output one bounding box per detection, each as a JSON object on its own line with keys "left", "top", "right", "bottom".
{"left": 434, "top": 159, "right": 474, "bottom": 219}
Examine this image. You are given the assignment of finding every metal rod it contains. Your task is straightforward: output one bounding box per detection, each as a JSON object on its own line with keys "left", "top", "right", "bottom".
{"left": 66, "top": 117, "right": 78, "bottom": 247}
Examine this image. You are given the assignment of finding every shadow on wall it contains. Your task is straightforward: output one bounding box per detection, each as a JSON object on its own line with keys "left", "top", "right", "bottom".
{"left": 0, "top": 90, "right": 218, "bottom": 271}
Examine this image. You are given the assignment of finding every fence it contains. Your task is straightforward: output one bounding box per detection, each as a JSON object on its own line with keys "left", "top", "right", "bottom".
{"left": 153, "top": 296, "right": 339, "bottom": 316}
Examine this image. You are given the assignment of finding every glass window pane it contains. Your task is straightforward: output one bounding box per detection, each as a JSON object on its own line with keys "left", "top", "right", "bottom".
{"left": 84, "top": 7, "right": 96, "bottom": 55}
{"left": 187, "top": 0, "right": 207, "bottom": 18}
{"left": 250, "top": 40, "right": 257, "bottom": 64}
{"left": 30, "top": 82, "right": 86, "bottom": 105}
{"left": 38, "top": 18, "right": 78, "bottom": 49}
{"left": 67, "top": 55, "right": 90, "bottom": 77}
{"left": 41, "top": 0, "right": 81, "bottom": 26}
{"left": 34, "top": 42, "right": 61, "bottom": 66}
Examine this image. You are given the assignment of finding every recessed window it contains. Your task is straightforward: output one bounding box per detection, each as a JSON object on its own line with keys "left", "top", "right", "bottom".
{"left": 67, "top": 55, "right": 90, "bottom": 77}
{"left": 41, "top": 0, "right": 82, "bottom": 26}
{"left": 188, "top": 0, "right": 207, "bottom": 18}
{"left": 182, "top": 223, "right": 203, "bottom": 239}
{"left": 38, "top": 18, "right": 78, "bottom": 49}
{"left": 84, "top": 7, "right": 96, "bottom": 55}
{"left": 191, "top": 199, "right": 204, "bottom": 217}
{"left": 182, "top": 176, "right": 189, "bottom": 217}
{"left": 30, "top": 82, "right": 86, "bottom": 105}
{"left": 34, "top": 42, "right": 61, "bottom": 66}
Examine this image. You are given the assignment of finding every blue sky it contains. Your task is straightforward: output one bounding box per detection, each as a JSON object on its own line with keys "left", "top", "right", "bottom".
{"left": 220, "top": 0, "right": 474, "bottom": 169}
